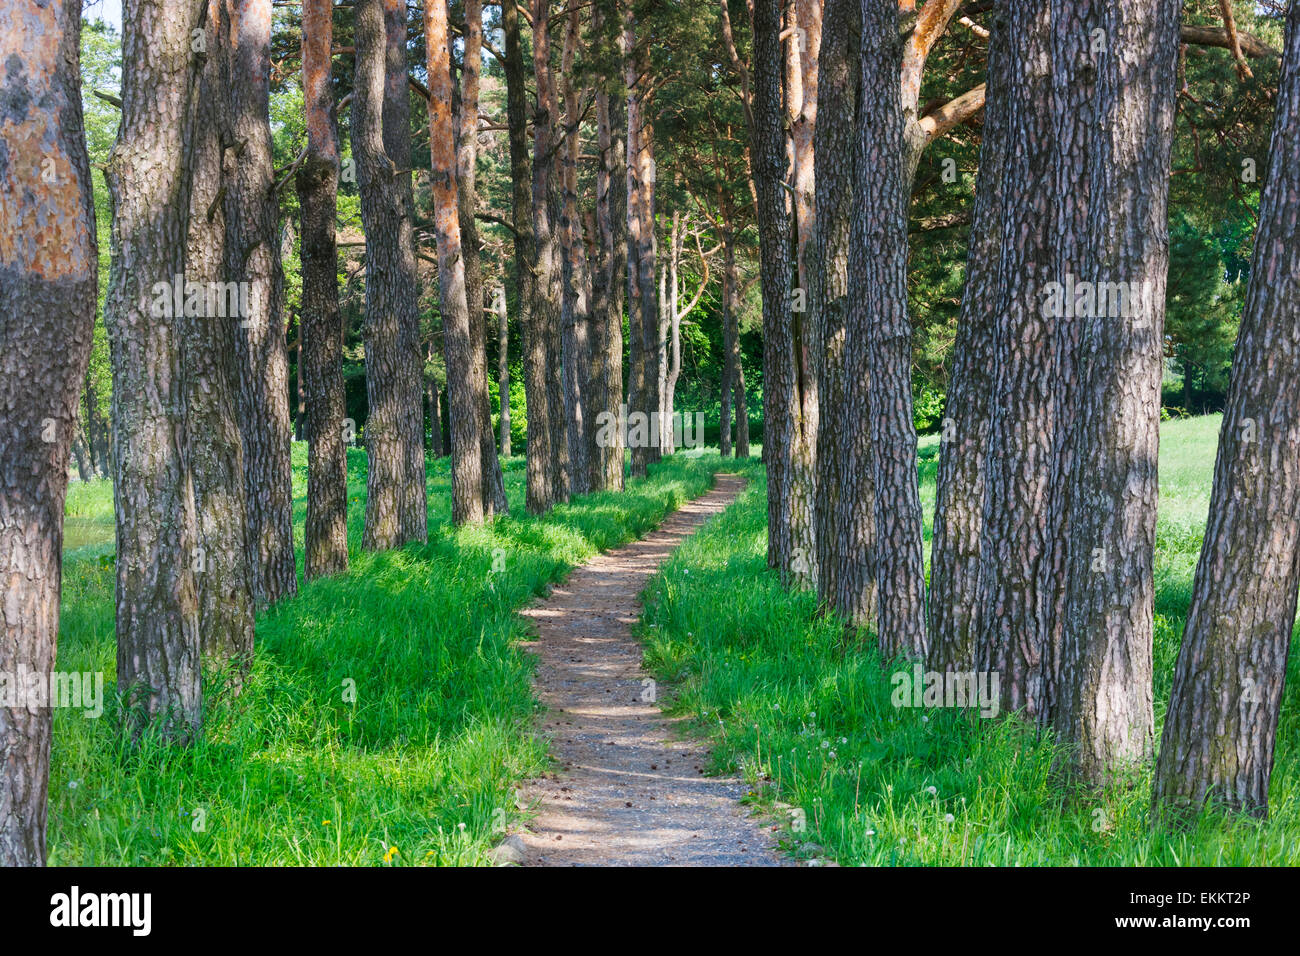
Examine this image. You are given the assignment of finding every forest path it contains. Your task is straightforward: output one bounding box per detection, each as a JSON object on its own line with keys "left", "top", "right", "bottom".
{"left": 512, "top": 473, "right": 788, "bottom": 866}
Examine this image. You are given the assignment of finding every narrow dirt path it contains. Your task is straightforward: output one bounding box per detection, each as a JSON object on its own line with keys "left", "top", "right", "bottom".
{"left": 513, "top": 473, "right": 788, "bottom": 866}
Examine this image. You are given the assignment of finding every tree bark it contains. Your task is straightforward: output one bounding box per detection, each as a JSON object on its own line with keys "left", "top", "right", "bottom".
{"left": 560, "top": 2, "right": 592, "bottom": 494}
{"left": 0, "top": 0, "right": 99, "bottom": 865}
{"left": 1052, "top": 0, "right": 1178, "bottom": 784}
{"left": 226, "top": 0, "right": 297, "bottom": 607}
{"left": 497, "top": 287, "right": 511, "bottom": 457}
{"left": 298, "top": 0, "right": 350, "bottom": 579}
{"left": 814, "top": 0, "right": 873, "bottom": 622}
{"left": 928, "top": 9, "right": 1008, "bottom": 673}
{"left": 592, "top": 0, "right": 627, "bottom": 491}
{"left": 503, "top": 0, "right": 554, "bottom": 513}
{"left": 849, "top": 0, "right": 926, "bottom": 655}
{"left": 105, "top": 0, "right": 203, "bottom": 741}
{"left": 186, "top": 0, "right": 256, "bottom": 670}
{"left": 457, "top": 0, "right": 508, "bottom": 515}
{"left": 1153, "top": 1, "right": 1300, "bottom": 819}
{"left": 425, "top": 0, "right": 485, "bottom": 525}
{"left": 974, "top": 0, "right": 1058, "bottom": 720}
{"left": 354, "top": 0, "right": 427, "bottom": 548}
{"left": 383, "top": 0, "right": 431, "bottom": 542}
{"left": 626, "top": 7, "right": 660, "bottom": 477}
{"left": 752, "top": 0, "right": 816, "bottom": 589}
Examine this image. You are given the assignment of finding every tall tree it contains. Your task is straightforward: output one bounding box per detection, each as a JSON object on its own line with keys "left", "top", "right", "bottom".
{"left": 928, "top": 12, "right": 1009, "bottom": 673}
{"left": 354, "top": 0, "right": 427, "bottom": 548}
{"left": 384, "top": 0, "right": 430, "bottom": 542}
{"left": 560, "top": 1, "right": 593, "bottom": 494}
{"left": 104, "top": 0, "right": 203, "bottom": 739}
{"left": 298, "top": 0, "right": 350, "bottom": 578}
{"left": 1154, "top": 0, "right": 1300, "bottom": 819}
{"left": 849, "top": 0, "right": 927, "bottom": 655}
{"left": 186, "top": 0, "right": 256, "bottom": 668}
{"left": 626, "top": 2, "right": 660, "bottom": 477}
{"left": 813, "top": 0, "right": 872, "bottom": 622}
{"left": 426, "top": 0, "right": 486, "bottom": 524}
{"left": 1052, "top": 0, "right": 1180, "bottom": 784}
{"left": 591, "top": 0, "right": 628, "bottom": 491}
{"left": 502, "top": 0, "right": 555, "bottom": 513}
{"left": 974, "top": 0, "right": 1058, "bottom": 719}
{"left": 457, "top": 0, "right": 509, "bottom": 515}
{"left": 751, "top": 0, "right": 815, "bottom": 588}
{"left": 226, "top": 0, "right": 298, "bottom": 606}
{"left": 0, "top": 0, "right": 98, "bottom": 865}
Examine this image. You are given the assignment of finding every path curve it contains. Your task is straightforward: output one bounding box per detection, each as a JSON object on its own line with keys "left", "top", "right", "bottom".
{"left": 514, "top": 473, "right": 787, "bottom": 866}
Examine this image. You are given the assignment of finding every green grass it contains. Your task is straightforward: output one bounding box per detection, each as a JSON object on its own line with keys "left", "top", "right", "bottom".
{"left": 50, "top": 445, "right": 728, "bottom": 865}
{"left": 641, "top": 414, "right": 1300, "bottom": 865}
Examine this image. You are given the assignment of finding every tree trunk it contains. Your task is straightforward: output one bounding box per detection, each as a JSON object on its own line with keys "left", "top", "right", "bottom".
{"left": 427, "top": 360, "right": 445, "bottom": 457}
{"left": 0, "top": 0, "right": 98, "bottom": 865}
{"left": 720, "top": 221, "right": 738, "bottom": 458}
{"left": 593, "top": 0, "right": 627, "bottom": 491}
{"left": 425, "top": 0, "right": 485, "bottom": 525}
{"left": 354, "top": 0, "right": 427, "bottom": 548}
{"left": 560, "top": 2, "right": 592, "bottom": 495}
{"left": 226, "top": 0, "right": 297, "bottom": 607}
{"left": 298, "top": 0, "right": 350, "bottom": 579}
{"left": 105, "top": 0, "right": 203, "bottom": 741}
{"left": 497, "top": 287, "right": 511, "bottom": 457}
{"left": 626, "top": 8, "right": 660, "bottom": 477}
{"left": 848, "top": 0, "right": 926, "bottom": 655}
{"left": 813, "top": 0, "right": 872, "bottom": 623}
{"left": 928, "top": 11, "right": 1008, "bottom": 673}
{"left": 752, "top": 0, "right": 816, "bottom": 589}
{"left": 975, "top": 0, "right": 1058, "bottom": 719}
{"left": 457, "top": 0, "right": 508, "bottom": 516}
{"left": 503, "top": 0, "right": 554, "bottom": 513}
{"left": 1153, "top": 1, "right": 1300, "bottom": 819}
{"left": 186, "top": 0, "right": 256, "bottom": 670}
{"left": 384, "top": 0, "right": 431, "bottom": 541}
{"left": 1052, "top": 0, "right": 1178, "bottom": 784}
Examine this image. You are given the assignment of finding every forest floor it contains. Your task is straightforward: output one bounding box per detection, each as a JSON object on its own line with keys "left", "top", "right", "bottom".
{"left": 515, "top": 474, "right": 789, "bottom": 866}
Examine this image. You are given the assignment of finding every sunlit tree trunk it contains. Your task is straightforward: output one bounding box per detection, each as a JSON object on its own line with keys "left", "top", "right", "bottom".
{"left": 0, "top": 0, "right": 98, "bottom": 865}
{"left": 105, "top": 0, "right": 203, "bottom": 741}
{"left": 354, "top": 0, "right": 427, "bottom": 548}
{"left": 1153, "top": 1, "right": 1300, "bottom": 819}
{"left": 1052, "top": 0, "right": 1179, "bottom": 784}
{"left": 186, "top": 0, "right": 256, "bottom": 669}
{"left": 974, "top": 0, "right": 1058, "bottom": 719}
{"left": 425, "top": 0, "right": 485, "bottom": 525}
{"left": 457, "top": 0, "right": 508, "bottom": 515}
{"left": 226, "top": 0, "right": 297, "bottom": 605}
